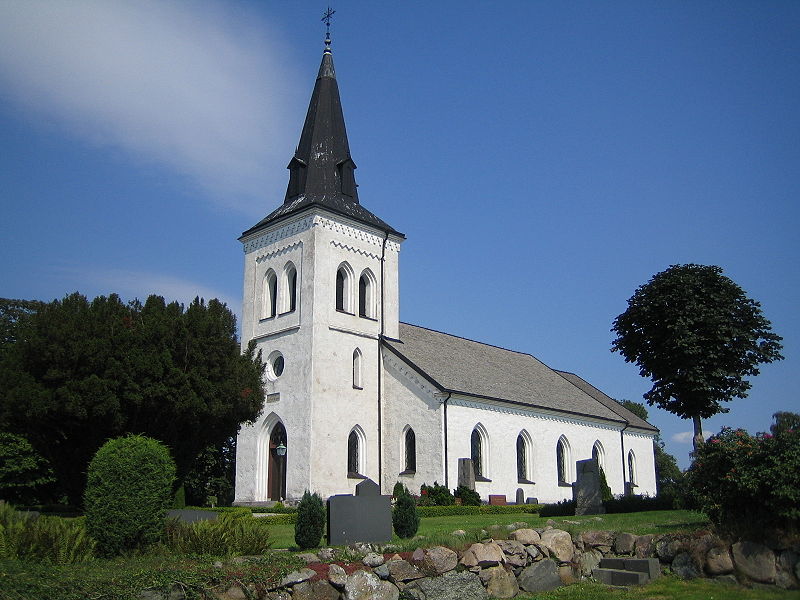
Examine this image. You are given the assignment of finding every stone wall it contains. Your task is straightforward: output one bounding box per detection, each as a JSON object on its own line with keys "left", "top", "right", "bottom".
{"left": 139, "top": 524, "right": 800, "bottom": 599}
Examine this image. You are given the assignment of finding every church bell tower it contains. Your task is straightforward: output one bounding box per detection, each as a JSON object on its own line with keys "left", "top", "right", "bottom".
{"left": 234, "top": 28, "right": 404, "bottom": 503}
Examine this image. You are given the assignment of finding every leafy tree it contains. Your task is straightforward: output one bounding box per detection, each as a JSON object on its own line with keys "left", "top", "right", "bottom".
{"left": 621, "top": 400, "right": 683, "bottom": 500}
{"left": 0, "top": 432, "right": 55, "bottom": 505}
{"left": 770, "top": 411, "right": 800, "bottom": 436}
{"left": 294, "top": 491, "right": 325, "bottom": 549}
{"left": 0, "top": 292, "right": 265, "bottom": 505}
{"left": 0, "top": 299, "right": 43, "bottom": 353}
{"left": 85, "top": 435, "right": 175, "bottom": 556}
{"left": 183, "top": 438, "right": 236, "bottom": 506}
{"left": 612, "top": 264, "right": 783, "bottom": 451}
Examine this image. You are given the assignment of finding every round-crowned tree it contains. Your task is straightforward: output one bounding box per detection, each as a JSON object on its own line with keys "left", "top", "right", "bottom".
{"left": 84, "top": 435, "right": 176, "bottom": 556}
{"left": 294, "top": 490, "right": 325, "bottom": 549}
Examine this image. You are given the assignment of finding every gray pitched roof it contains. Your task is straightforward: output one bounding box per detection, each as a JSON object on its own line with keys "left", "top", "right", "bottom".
{"left": 554, "top": 371, "right": 658, "bottom": 432}
{"left": 383, "top": 323, "right": 658, "bottom": 432}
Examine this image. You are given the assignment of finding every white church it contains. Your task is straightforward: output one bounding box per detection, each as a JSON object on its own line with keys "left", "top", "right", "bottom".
{"left": 233, "top": 36, "right": 657, "bottom": 506}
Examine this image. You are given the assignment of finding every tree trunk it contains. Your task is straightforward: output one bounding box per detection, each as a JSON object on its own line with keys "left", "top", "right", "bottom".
{"left": 692, "top": 415, "right": 704, "bottom": 453}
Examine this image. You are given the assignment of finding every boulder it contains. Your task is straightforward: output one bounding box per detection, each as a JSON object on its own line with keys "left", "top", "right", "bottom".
{"left": 411, "top": 548, "right": 425, "bottom": 562}
{"left": 732, "top": 541, "right": 777, "bottom": 584}
{"left": 280, "top": 568, "right": 317, "bottom": 588}
{"left": 497, "top": 540, "right": 528, "bottom": 567}
{"left": 580, "top": 530, "right": 614, "bottom": 553}
{"left": 219, "top": 585, "right": 248, "bottom": 600}
{"left": 705, "top": 547, "right": 734, "bottom": 576}
{"left": 329, "top": 564, "right": 347, "bottom": 589}
{"left": 403, "top": 571, "right": 488, "bottom": 600}
{"left": 424, "top": 546, "right": 458, "bottom": 574}
{"left": 777, "top": 552, "right": 800, "bottom": 590}
{"left": 614, "top": 532, "right": 637, "bottom": 555}
{"left": 460, "top": 541, "right": 505, "bottom": 568}
{"left": 671, "top": 552, "right": 701, "bottom": 579}
{"left": 292, "top": 580, "right": 341, "bottom": 600}
{"left": 373, "top": 564, "right": 390, "bottom": 580}
{"left": 509, "top": 528, "right": 540, "bottom": 545}
{"left": 526, "top": 545, "right": 542, "bottom": 561}
{"left": 363, "top": 552, "right": 385, "bottom": 567}
{"left": 318, "top": 548, "right": 337, "bottom": 561}
{"left": 558, "top": 564, "right": 579, "bottom": 585}
{"left": 451, "top": 529, "right": 467, "bottom": 537}
{"left": 386, "top": 559, "right": 424, "bottom": 583}
{"left": 517, "top": 559, "right": 563, "bottom": 593}
{"left": 344, "top": 570, "right": 399, "bottom": 600}
{"left": 576, "top": 549, "right": 603, "bottom": 577}
{"left": 298, "top": 552, "right": 322, "bottom": 564}
{"left": 634, "top": 534, "right": 656, "bottom": 558}
{"left": 265, "top": 593, "right": 292, "bottom": 600}
{"left": 540, "top": 529, "right": 574, "bottom": 562}
{"left": 482, "top": 566, "right": 519, "bottom": 599}
{"left": 656, "top": 535, "right": 687, "bottom": 562}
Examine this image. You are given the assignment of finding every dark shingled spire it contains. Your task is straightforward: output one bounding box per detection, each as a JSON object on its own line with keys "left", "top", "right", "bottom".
{"left": 241, "top": 39, "right": 401, "bottom": 239}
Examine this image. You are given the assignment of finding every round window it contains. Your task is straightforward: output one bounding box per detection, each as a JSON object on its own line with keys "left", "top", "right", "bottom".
{"left": 266, "top": 351, "right": 285, "bottom": 381}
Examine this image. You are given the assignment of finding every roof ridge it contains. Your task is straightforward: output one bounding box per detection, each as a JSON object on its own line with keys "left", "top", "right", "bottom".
{"left": 400, "top": 322, "right": 538, "bottom": 359}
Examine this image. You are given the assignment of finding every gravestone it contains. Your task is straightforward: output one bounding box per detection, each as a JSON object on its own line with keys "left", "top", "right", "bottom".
{"left": 327, "top": 478, "right": 392, "bottom": 545}
{"left": 457, "top": 458, "right": 476, "bottom": 490}
{"left": 515, "top": 488, "right": 525, "bottom": 505}
{"left": 572, "top": 458, "right": 606, "bottom": 515}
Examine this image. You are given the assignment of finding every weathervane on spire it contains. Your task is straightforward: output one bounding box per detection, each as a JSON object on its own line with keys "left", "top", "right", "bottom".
{"left": 322, "top": 6, "right": 335, "bottom": 50}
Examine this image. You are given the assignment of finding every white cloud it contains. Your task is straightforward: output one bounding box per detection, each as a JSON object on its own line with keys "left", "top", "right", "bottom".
{"left": 671, "top": 430, "right": 713, "bottom": 444}
{"left": 0, "top": 0, "right": 300, "bottom": 215}
{"left": 68, "top": 266, "right": 240, "bottom": 318}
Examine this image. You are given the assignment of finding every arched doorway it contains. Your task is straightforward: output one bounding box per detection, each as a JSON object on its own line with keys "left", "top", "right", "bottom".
{"left": 268, "top": 422, "right": 287, "bottom": 501}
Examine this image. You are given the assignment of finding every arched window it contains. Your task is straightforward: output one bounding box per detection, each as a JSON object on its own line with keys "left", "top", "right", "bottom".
{"left": 352, "top": 348, "right": 363, "bottom": 389}
{"left": 557, "top": 436, "right": 572, "bottom": 485}
{"left": 404, "top": 427, "right": 416, "bottom": 472}
{"left": 283, "top": 262, "right": 297, "bottom": 313}
{"left": 628, "top": 450, "right": 637, "bottom": 486}
{"left": 471, "top": 424, "right": 488, "bottom": 479}
{"left": 358, "top": 269, "right": 376, "bottom": 318}
{"left": 335, "top": 263, "right": 353, "bottom": 313}
{"left": 592, "top": 441, "right": 605, "bottom": 472}
{"left": 516, "top": 430, "right": 533, "bottom": 482}
{"left": 263, "top": 270, "right": 277, "bottom": 319}
{"left": 347, "top": 426, "right": 365, "bottom": 476}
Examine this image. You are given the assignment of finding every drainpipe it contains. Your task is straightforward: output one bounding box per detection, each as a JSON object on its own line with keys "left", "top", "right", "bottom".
{"left": 436, "top": 392, "right": 452, "bottom": 488}
{"left": 377, "top": 231, "right": 389, "bottom": 492}
{"left": 620, "top": 420, "right": 630, "bottom": 496}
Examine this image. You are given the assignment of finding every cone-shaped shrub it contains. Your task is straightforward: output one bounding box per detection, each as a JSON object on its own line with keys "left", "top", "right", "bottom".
{"left": 392, "top": 489, "right": 419, "bottom": 538}
{"left": 84, "top": 435, "right": 175, "bottom": 556}
{"left": 294, "top": 490, "right": 325, "bottom": 549}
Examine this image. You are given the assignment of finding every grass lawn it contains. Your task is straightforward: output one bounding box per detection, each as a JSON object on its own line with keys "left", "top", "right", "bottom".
{"left": 266, "top": 509, "right": 709, "bottom": 550}
{"left": 517, "top": 575, "right": 800, "bottom": 599}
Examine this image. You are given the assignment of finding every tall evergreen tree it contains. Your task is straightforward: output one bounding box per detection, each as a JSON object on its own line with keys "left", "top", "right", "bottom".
{"left": 0, "top": 293, "right": 265, "bottom": 504}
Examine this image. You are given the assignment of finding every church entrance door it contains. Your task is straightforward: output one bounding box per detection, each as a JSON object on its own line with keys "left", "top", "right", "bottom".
{"left": 267, "top": 422, "right": 287, "bottom": 501}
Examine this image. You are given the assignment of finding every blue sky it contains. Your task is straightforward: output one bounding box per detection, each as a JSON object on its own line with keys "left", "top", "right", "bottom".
{"left": 1, "top": 1, "right": 798, "bottom": 469}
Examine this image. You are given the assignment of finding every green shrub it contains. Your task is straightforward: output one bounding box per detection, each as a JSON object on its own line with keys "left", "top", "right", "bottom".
{"left": 599, "top": 468, "right": 613, "bottom": 503}
{"left": 392, "top": 489, "right": 419, "bottom": 538}
{"left": 418, "top": 482, "right": 454, "bottom": 506}
{"left": 539, "top": 499, "right": 576, "bottom": 517}
{"left": 416, "top": 504, "right": 541, "bottom": 517}
{"left": 294, "top": 491, "right": 325, "bottom": 549}
{"left": 0, "top": 432, "right": 55, "bottom": 505}
{"left": 84, "top": 435, "right": 176, "bottom": 556}
{"left": 164, "top": 511, "right": 271, "bottom": 556}
{"left": 685, "top": 426, "right": 800, "bottom": 535}
{"left": 392, "top": 481, "right": 408, "bottom": 498}
{"left": 0, "top": 502, "right": 96, "bottom": 563}
{"left": 453, "top": 485, "right": 481, "bottom": 506}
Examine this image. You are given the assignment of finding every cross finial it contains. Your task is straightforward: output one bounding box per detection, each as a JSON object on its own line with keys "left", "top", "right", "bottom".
{"left": 322, "top": 6, "right": 335, "bottom": 50}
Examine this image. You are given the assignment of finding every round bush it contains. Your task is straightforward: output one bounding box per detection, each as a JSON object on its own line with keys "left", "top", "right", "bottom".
{"left": 392, "top": 490, "right": 420, "bottom": 538}
{"left": 294, "top": 490, "right": 325, "bottom": 549}
{"left": 84, "top": 435, "right": 176, "bottom": 556}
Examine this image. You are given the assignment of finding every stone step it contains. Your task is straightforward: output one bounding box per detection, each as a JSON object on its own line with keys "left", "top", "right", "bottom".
{"left": 599, "top": 557, "right": 660, "bottom": 581}
{"left": 592, "top": 567, "right": 648, "bottom": 586}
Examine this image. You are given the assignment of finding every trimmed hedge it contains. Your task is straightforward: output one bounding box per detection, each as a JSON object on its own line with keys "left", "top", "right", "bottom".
{"left": 416, "top": 504, "right": 542, "bottom": 517}
{"left": 392, "top": 490, "right": 420, "bottom": 538}
{"left": 295, "top": 491, "right": 325, "bottom": 549}
{"left": 84, "top": 435, "right": 176, "bottom": 556}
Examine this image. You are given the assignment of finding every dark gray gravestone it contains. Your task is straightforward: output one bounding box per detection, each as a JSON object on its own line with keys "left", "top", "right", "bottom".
{"left": 515, "top": 488, "right": 525, "bottom": 505}
{"left": 572, "top": 458, "right": 606, "bottom": 515}
{"left": 327, "top": 478, "right": 391, "bottom": 545}
{"left": 457, "top": 458, "right": 476, "bottom": 490}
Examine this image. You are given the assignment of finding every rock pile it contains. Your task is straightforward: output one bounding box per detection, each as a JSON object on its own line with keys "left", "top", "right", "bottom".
{"left": 139, "top": 525, "right": 800, "bottom": 599}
